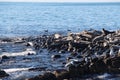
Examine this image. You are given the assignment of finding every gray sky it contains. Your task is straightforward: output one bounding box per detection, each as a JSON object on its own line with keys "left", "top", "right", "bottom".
{"left": 0, "top": 0, "right": 120, "bottom": 2}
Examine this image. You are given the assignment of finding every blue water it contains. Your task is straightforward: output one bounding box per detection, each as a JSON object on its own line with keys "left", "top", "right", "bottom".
{"left": 0, "top": 2, "right": 120, "bottom": 37}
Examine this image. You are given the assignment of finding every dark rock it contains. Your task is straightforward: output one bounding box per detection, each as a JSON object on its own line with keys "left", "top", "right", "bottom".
{"left": 68, "top": 65, "right": 82, "bottom": 77}
{"left": 76, "top": 64, "right": 85, "bottom": 76}
{"left": 1, "top": 38, "right": 12, "bottom": 42}
{"left": 94, "top": 59, "right": 108, "bottom": 73}
{"left": 104, "top": 57, "right": 112, "bottom": 67}
{"left": 23, "top": 29, "right": 120, "bottom": 78}
{"left": 53, "top": 69, "right": 70, "bottom": 80}
{"left": 71, "top": 52, "right": 78, "bottom": 56}
{"left": 27, "top": 53, "right": 34, "bottom": 55}
{"left": 65, "top": 59, "right": 85, "bottom": 77}
{"left": 48, "top": 42, "right": 63, "bottom": 51}
{"left": 42, "top": 72, "right": 57, "bottom": 80}
{"left": 26, "top": 43, "right": 31, "bottom": 47}
{"left": 76, "top": 55, "right": 83, "bottom": 58}
{"left": 68, "top": 41, "right": 89, "bottom": 52}
{"left": 0, "top": 70, "right": 9, "bottom": 78}
{"left": 58, "top": 50, "right": 65, "bottom": 54}
{"left": 39, "top": 49, "right": 43, "bottom": 53}
{"left": 2, "top": 55, "right": 9, "bottom": 60}
{"left": 66, "top": 57, "right": 73, "bottom": 61}
{"left": 25, "top": 42, "right": 33, "bottom": 47}
{"left": 108, "top": 68, "right": 120, "bottom": 74}
{"left": 111, "top": 57, "right": 120, "bottom": 68}
{"left": 28, "top": 72, "right": 57, "bottom": 80}
{"left": 27, "top": 75, "right": 42, "bottom": 80}
{"left": 51, "top": 54, "right": 61, "bottom": 59}
{"left": 34, "top": 44, "right": 40, "bottom": 50}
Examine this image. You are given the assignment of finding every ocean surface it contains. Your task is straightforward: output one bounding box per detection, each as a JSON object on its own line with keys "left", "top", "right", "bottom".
{"left": 0, "top": 2, "right": 120, "bottom": 37}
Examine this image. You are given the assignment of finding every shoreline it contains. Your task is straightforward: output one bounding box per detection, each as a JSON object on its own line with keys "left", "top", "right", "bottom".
{"left": 0, "top": 28, "right": 120, "bottom": 80}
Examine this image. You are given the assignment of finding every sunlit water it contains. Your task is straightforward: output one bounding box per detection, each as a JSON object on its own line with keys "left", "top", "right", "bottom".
{"left": 0, "top": 2, "right": 120, "bottom": 37}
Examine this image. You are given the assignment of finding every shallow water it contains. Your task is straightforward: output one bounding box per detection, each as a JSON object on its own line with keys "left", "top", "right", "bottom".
{"left": 0, "top": 2, "right": 120, "bottom": 37}
{"left": 0, "top": 41, "right": 69, "bottom": 80}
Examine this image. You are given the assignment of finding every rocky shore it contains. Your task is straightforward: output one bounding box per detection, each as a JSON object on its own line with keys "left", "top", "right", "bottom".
{"left": 0, "top": 28, "right": 120, "bottom": 80}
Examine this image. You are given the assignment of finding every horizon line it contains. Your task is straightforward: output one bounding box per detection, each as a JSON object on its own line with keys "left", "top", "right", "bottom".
{"left": 0, "top": 1, "right": 120, "bottom": 3}
{"left": 0, "top": 1, "right": 120, "bottom": 2}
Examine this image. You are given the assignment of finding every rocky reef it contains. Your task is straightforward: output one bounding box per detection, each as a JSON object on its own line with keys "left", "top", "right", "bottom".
{"left": 26, "top": 28, "right": 120, "bottom": 80}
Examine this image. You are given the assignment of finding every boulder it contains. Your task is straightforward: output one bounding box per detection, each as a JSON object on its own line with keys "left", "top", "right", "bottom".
{"left": 53, "top": 69, "right": 70, "bottom": 80}
{"left": 2, "top": 55, "right": 9, "bottom": 60}
{"left": 0, "top": 70, "right": 9, "bottom": 78}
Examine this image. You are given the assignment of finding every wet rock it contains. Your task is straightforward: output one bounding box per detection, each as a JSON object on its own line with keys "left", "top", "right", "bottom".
{"left": 2, "top": 55, "right": 9, "bottom": 60}
{"left": 48, "top": 43, "right": 62, "bottom": 51}
{"left": 34, "top": 44, "right": 40, "bottom": 50}
{"left": 0, "top": 70, "right": 9, "bottom": 78}
{"left": 51, "top": 54, "right": 61, "bottom": 59}
{"left": 1, "top": 38, "right": 12, "bottom": 42}
{"left": 58, "top": 50, "right": 65, "bottom": 54}
{"left": 26, "top": 42, "right": 34, "bottom": 47}
{"left": 27, "top": 53, "right": 34, "bottom": 55}
{"left": 27, "top": 72, "right": 57, "bottom": 80}
{"left": 65, "top": 59, "right": 81, "bottom": 69}
{"left": 67, "top": 64, "right": 83, "bottom": 77}
{"left": 76, "top": 55, "right": 83, "bottom": 58}
{"left": 27, "top": 75, "right": 42, "bottom": 80}
{"left": 70, "top": 52, "right": 78, "bottom": 56}
{"left": 39, "top": 49, "right": 43, "bottom": 53}
{"left": 53, "top": 69, "right": 70, "bottom": 80}
{"left": 7, "top": 29, "right": 119, "bottom": 79}
{"left": 68, "top": 41, "right": 89, "bottom": 52}
{"left": 90, "top": 58, "right": 108, "bottom": 73}
{"left": 108, "top": 68, "right": 120, "bottom": 74}
{"left": 66, "top": 57, "right": 73, "bottom": 61}
{"left": 110, "top": 57, "right": 120, "bottom": 68}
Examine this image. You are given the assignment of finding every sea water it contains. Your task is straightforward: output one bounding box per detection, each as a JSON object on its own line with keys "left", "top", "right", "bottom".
{"left": 0, "top": 2, "right": 120, "bottom": 37}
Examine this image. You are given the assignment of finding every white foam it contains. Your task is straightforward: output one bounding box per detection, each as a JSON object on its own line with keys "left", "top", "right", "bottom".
{"left": 97, "top": 73, "right": 111, "bottom": 79}
{"left": 0, "top": 48, "right": 36, "bottom": 57}
{"left": 4, "top": 68, "right": 29, "bottom": 73}
{"left": 4, "top": 68, "right": 42, "bottom": 80}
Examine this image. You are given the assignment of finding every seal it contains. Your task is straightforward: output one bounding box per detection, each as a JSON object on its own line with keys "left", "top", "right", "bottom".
{"left": 102, "top": 28, "right": 115, "bottom": 35}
